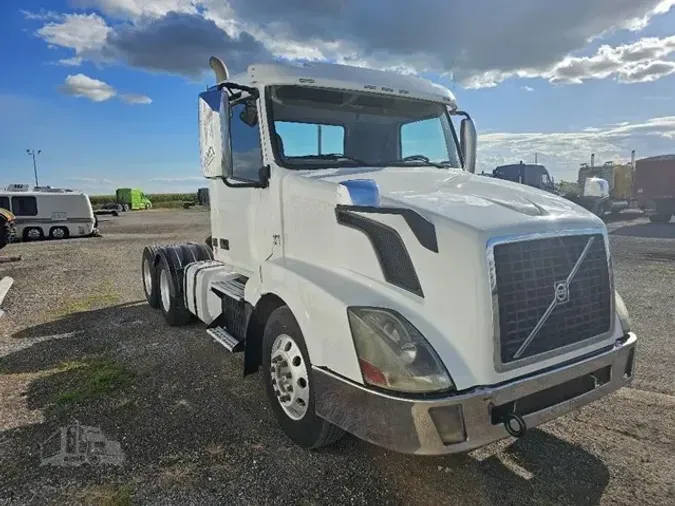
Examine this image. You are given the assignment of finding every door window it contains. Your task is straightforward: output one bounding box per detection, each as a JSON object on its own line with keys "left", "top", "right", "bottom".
{"left": 230, "top": 101, "right": 263, "bottom": 181}
{"left": 12, "top": 196, "right": 38, "bottom": 216}
{"left": 0, "top": 197, "right": 9, "bottom": 211}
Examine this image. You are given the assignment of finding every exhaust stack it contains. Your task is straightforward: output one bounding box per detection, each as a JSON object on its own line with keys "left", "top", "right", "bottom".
{"left": 591, "top": 153, "right": 595, "bottom": 167}
{"left": 209, "top": 56, "right": 229, "bottom": 85}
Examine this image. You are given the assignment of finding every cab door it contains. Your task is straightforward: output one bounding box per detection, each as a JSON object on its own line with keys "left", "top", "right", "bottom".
{"left": 211, "top": 99, "right": 267, "bottom": 274}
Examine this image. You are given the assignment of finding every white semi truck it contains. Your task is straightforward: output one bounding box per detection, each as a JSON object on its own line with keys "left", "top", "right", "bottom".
{"left": 141, "top": 57, "right": 637, "bottom": 455}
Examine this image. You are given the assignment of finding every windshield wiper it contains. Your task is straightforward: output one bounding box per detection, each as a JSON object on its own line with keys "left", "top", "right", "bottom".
{"left": 378, "top": 155, "right": 450, "bottom": 169}
{"left": 285, "top": 153, "right": 368, "bottom": 165}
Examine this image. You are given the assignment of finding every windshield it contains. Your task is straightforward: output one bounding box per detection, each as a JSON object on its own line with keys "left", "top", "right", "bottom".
{"left": 267, "top": 85, "right": 461, "bottom": 170}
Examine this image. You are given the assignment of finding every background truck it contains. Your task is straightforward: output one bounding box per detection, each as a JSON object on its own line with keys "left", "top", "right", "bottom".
{"left": 0, "top": 207, "right": 16, "bottom": 249}
{"left": 634, "top": 155, "right": 675, "bottom": 223}
{"left": 488, "top": 162, "right": 557, "bottom": 193}
{"left": 139, "top": 56, "right": 636, "bottom": 456}
{"left": 115, "top": 188, "right": 152, "bottom": 211}
{"left": 562, "top": 160, "right": 636, "bottom": 217}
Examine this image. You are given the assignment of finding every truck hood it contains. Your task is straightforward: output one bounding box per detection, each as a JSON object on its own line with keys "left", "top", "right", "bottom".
{"left": 303, "top": 166, "right": 599, "bottom": 233}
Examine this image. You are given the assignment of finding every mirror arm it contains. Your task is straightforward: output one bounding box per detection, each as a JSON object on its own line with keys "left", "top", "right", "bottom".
{"left": 221, "top": 165, "right": 270, "bottom": 189}
{"left": 455, "top": 110, "right": 472, "bottom": 120}
{"left": 215, "top": 82, "right": 260, "bottom": 99}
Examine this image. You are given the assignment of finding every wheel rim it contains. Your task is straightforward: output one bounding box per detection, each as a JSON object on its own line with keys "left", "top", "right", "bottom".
{"left": 270, "top": 334, "right": 310, "bottom": 420}
{"left": 142, "top": 258, "right": 153, "bottom": 296}
{"left": 52, "top": 228, "right": 65, "bottom": 239}
{"left": 27, "top": 229, "right": 41, "bottom": 240}
{"left": 159, "top": 268, "right": 171, "bottom": 312}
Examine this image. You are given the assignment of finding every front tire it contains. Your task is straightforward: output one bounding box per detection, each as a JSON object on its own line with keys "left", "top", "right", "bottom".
{"left": 262, "top": 306, "right": 344, "bottom": 449}
{"left": 23, "top": 227, "right": 44, "bottom": 241}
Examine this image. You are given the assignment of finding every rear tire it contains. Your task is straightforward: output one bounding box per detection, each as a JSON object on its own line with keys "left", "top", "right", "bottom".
{"left": 262, "top": 306, "right": 344, "bottom": 449}
{"left": 142, "top": 246, "right": 161, "bottom": 309}
{"left": 49, "top": 226, "right": 69, "bottom": 240}
{"left": 157, "top": 251, "right": 194, "bottom": 326}
{"left": 649, "top": 213, "right": 672, "bottom": 223}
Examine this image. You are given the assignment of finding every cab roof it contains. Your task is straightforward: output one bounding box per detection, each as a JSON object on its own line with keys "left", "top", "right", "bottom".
{"left": 227, "top": 61, "right": 457, "bottom": 108}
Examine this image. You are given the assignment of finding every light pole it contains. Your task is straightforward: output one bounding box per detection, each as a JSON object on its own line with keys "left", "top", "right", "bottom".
{"left": 26, "top": 149, "right": 41, "bottom": 187}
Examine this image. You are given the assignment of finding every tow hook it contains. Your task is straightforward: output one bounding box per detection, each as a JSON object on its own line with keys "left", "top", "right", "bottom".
{"left": 503, "top": 412, "right": 527, "bottom": 438}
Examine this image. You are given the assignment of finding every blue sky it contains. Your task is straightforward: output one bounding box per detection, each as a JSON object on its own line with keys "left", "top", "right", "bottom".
{"left": 1, "top": 0, "right": 675, "bottom": 194}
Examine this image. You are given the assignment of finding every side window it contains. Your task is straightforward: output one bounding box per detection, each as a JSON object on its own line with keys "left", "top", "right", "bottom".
{"left": 230, "top": 101, "right": 263, "bottom": 181}
{"left": 12, "top": 196, "right": 38, "bottom": 216}
{"left": 401, "top": 117, "right": 449, "bottom": 162}
{"left": 0, "top": 196, "right": 9, "bottom": 210}
{"left": 275, "top": 122, "right": 344, "bottom": 157}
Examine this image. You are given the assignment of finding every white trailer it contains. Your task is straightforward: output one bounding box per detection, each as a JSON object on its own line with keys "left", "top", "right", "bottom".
{"left": 0, "top": 185, "right": 97, "bottom": 241}
{"left": 141, "top": 57, "right": 637, "bottom": 455}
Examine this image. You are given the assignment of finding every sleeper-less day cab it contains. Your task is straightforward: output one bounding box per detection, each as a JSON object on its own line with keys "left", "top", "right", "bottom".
{"left": 141, "top": 57, "right": 637, "bottom": 455}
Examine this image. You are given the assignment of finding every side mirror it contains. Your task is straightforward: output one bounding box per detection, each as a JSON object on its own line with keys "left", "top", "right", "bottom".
{"left": 198, "top": 87, "right": 233, "bottom": 179}
{"left": 239, "top": 102, "right": 258, "bottom": 127}
{"left": 460, "top": 116, "right": 477, "bottom": 174}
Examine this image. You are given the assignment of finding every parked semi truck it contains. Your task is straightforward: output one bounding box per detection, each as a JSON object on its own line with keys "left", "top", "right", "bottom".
{"left": 140, "top": 57, "right": 637, "bottom": 455}
{"left": 115, "top": 188, "right": 152, "bottom": 211}
{"left": 635, "top": 155, "right": 675, "bottom": 223}
{"left": 488, "top": 162, "right": 557, "bottom": 193}
{"left": 562, "top": 161, "right": 635, "bottom": 217}
{"left": 0, "top": 207, "right": 16, "bottom": 249}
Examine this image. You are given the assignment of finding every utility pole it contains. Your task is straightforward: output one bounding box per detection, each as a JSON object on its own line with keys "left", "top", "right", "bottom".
{"left": 534, "top": 152, "right": 538, "bottom": 164}
{"left": 26, "top": 149, "right": 42, "bottom": 187}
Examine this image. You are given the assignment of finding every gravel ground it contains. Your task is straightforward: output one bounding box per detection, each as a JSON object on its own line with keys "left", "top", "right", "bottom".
{"left": 0, "top": 210, "right": 674, "bottom": 506}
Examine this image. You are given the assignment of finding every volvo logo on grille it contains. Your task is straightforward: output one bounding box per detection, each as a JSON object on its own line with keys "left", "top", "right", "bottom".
{"left": 554, "top": 280, "right": 570, "bottom": 304}
{"left": 512, "top": 236, "right": 596, "bottom": 360}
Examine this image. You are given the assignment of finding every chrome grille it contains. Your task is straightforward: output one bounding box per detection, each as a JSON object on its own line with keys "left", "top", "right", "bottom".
{"left": 492, "top": 233, "right": 612, "bottom": 365}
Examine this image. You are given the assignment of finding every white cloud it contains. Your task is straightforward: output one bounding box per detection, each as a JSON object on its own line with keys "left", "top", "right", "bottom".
{"left": 35, "top": 13, "right": 110, "bottom": 59}
{"left": 120, "top": 93, "right": 153, "bottom": 104}
{"left": 57, "top": 56, "right": 84, "bottom": 66}
{"left": 60, "top": 74, "right": 116, "bottom": 102}
{"left": 25, "top": 0, "right": 675, "bottom": 86}
{"left": 70, "top": 0, "right": 198, "bottom": 19}
{"left": 478, "top": 116, "right": 675, "bottom": 181}
{"left": 545, "top": 35, "right": 675, "bottom": 84}
{"left": 59, "top": 74, "right": 152, "bottom": 105}
{"left": 522, "top": 85, "right": 534, "bottom": 92}
{"left": 150, "top": 176, "right": 202, "bottom": 182}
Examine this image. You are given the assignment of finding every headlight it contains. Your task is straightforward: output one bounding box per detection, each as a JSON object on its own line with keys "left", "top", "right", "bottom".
{"left": 347, "top": 307, "right": 454, "bottom": 393}
{"left": 615, "top": 291, "right": 631, "bottom": 333}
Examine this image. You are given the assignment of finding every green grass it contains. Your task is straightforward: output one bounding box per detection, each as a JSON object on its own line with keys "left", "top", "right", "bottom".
{"left": 89, "top": 193, "right": 196, "bottom": 206}
{"left": 56, "top": 360, "right": 135, "bottom": 406}
{"left": 77, "top": 484, "right": 133, "bottom": 506}
{"left": 51, "top": 280, "right": 120, "bottom": 318}
{"left": 54, "top": 293, "right": 120, "bottom": 317}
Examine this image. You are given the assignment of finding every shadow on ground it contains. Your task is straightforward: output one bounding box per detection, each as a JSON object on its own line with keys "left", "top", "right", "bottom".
{"left": 610, "top": 222, "right": 675, "bottom": 238}
{"left": 1, "top": 304, "right": 610, "bottom": 505}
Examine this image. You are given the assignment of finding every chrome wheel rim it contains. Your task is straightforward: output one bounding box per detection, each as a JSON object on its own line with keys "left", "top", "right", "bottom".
{"left": 270, "top": 334, "right": 309, "bottom": 420}
{"left": 27, "top": 229, "right": 41, "bottom": 240}
{"left": 142, "top": 258, "right": 153, "bottom": 297}
{"left": 160, "top": 268, "right": 171, "bottom": 312}
{"left": 52, "top": 228, "right": 65, "bottom": 239}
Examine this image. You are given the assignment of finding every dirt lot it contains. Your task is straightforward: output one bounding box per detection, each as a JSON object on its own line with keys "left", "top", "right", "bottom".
{"left": 1, "top": 210, "right": 674, "bottom": 506}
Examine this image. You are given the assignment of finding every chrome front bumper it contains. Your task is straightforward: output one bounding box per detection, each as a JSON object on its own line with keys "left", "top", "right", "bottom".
{"left": 313, "top": 333, "right": 637, "bottom": 455}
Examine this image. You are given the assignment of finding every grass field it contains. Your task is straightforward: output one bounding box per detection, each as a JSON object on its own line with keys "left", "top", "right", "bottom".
{"left": 89, "top": 193, "right": 197, "bottom": 209}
